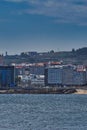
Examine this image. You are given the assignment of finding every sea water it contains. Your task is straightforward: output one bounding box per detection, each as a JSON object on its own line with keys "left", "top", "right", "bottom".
{"left": 0, "top": 94, "right": 87, "bottom": 130}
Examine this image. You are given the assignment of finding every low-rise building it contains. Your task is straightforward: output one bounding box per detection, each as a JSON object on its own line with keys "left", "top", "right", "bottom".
{"left": 73, "top": 70, "right": 86, "bottom": 85}
{"left": 29, "top": 64, "right": 45, "bottom": 75}
{"left": 18, "top": 74, "right": 45, "bottom": 87}
{"left": 31, "top": 75, "right": 44, "bottom": 86}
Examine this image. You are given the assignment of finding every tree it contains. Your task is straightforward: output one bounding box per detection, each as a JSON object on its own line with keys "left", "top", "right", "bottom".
{"left": 72, "top": 48, "right": 75, "bottom": 53}
{"left": 50, "top": 50, "right": 54, "bottom": 53}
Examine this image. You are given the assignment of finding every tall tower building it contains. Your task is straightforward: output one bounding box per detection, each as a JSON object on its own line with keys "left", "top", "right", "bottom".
{"left": 0, "top": 55, "right": 4, "bottom": 65}
{"left": 0, "top": 66, "right": 15, "bottom": 88}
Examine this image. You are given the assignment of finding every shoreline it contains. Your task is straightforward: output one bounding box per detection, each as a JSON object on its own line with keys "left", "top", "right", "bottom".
{"left": 0, "top": 87, "right": 87, "bottom": 94}
{"left": 0, "top": 87, "right": 77, "bottom": 94}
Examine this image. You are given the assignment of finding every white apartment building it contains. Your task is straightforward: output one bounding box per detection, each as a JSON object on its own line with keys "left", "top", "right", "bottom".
{"left": 45, "top": 66, "right": 62, "bottom": 86}
{"left": 62, "top": 65, "right": 74, "bottom": 86}
{"left": 73, "top": 70, "right": 86, "bottom": 85}
{"left": 45, "top": 65, "right": 87, "bottom": 86}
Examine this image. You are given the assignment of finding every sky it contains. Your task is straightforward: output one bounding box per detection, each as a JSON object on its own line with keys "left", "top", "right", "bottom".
{"left": 0, "top": 0, "right": 87, "bottom": 55}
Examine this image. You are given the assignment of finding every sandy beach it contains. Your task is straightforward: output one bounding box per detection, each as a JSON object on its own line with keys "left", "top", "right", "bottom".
{"left": 75, "top": 89, "right": 87, "bottom": 94}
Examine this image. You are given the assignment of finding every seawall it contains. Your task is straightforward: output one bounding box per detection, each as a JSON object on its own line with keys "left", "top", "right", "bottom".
{"left": 0, "top": 87, "right": 77, "bottom": 94}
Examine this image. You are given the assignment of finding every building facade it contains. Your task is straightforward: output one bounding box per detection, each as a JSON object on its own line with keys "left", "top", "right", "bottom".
{"left": 0, "top": 66, "right": 15, "bottom": 88}
{"left": 45, "top": 66, "right": 62, "bottom": 86}
{"left": 45, "top": 65, "right": 87, "bottom": 86}
{"left": 29, "top": 65, "right": 45, "bottom": 75}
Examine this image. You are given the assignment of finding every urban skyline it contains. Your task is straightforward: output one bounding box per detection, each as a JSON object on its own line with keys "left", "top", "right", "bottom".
{"left": 0, "top": 0, "right": 87, "bottom": 54}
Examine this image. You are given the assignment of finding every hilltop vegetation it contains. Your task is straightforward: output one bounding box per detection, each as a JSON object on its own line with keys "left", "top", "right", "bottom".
{"left": 4, "top": 47, "right": 87, "bottom": 65}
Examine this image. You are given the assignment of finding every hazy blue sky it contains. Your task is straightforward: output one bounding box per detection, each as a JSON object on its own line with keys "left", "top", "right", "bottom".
{"left": 0, "top": 0, "right": 87, "bottom": 54}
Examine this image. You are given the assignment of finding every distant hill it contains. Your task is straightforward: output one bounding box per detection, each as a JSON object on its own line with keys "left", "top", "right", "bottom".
{"left": 4, "top": 47, "right": 87, "bottom": 65}
{"left": 76, "top": 47, "right": 87, "bottom": 55}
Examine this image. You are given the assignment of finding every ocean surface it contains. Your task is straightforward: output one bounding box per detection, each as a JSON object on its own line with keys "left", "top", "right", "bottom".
{"left": 0, "top": 94, "right": 87, "bottom": 130}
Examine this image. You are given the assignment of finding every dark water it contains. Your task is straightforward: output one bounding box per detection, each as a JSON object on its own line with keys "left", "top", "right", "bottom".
{"left": 0, "top": 94, "right": 87, "bottom": 130}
